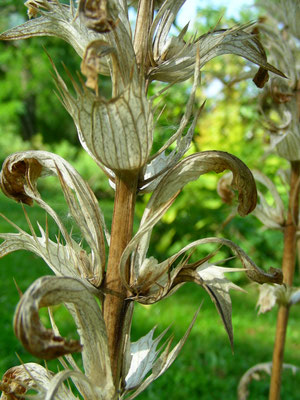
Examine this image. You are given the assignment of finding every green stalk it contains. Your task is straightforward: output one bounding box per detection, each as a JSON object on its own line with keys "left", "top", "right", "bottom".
{"left": 269, "top": 160, "right": 300, "bottom": 400}
{"left": 103, "top": 171, "right": 138, "bottom": 390}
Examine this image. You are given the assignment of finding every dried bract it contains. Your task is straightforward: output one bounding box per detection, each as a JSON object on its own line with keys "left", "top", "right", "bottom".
{"left": 55, "top": 72, "right": 153, "bottom": 172}
{"left": 0, "top": 151, "right": 107, "bottom": 286}
{"left": 0, "top": 363, "right": 77, "bottom": 400}
{"left": 148, "top": 3, "right": 285, "bottom": 84}
{"left": 14, "top": 276, "right": 115, "bottom": 398}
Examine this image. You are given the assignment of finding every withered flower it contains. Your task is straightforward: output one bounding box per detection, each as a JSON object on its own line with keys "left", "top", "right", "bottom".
{"left": 78, "top": 0, "right": 118, "bottom": 33}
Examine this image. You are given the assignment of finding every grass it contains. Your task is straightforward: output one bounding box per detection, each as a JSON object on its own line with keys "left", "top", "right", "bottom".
{"left": 0, "top": 185, "right": 299, "bottom": 399}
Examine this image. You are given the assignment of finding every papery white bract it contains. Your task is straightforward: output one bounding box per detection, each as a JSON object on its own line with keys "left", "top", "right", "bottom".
{"left": 54, "top": 71, "right": 154, "bottom": 172}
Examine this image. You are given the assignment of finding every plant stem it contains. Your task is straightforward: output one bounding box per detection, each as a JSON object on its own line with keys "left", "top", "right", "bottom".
{"left": 103, "top": 171, "right": 138, "bottom": 389}
{"left": 269, "top": 160, "right": 300, "bottom": 400}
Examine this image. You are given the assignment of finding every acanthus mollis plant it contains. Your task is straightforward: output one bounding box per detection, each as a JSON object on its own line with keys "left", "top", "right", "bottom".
{"left": 0, "top": 1, "right": 284, "bottom": 399}
{"left": 217, "top": 1, "right": 300, "bottom": 399}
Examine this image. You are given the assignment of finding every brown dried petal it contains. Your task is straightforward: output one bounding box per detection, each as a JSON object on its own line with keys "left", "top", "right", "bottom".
{"left": 0, "top": 157, "right": 42, "bottom": 205}
{"left": 79, "top": 0, "right": 117, "bottom": 33}
{"left": 25, "top": 0, "right": 51, "bottom": 19}
{"left": 26, "top": 4, "right": 39, "bottom": 19}
{"left": 0, "top": 363, "right": 79, "bottom": 400}
{"left": 217, "top": 172, "right": 235, "bottom": 205}
{"left": 0, "top": 367, "right": 26, "bottom": 399}
{"left": 80, "top": 40, "right": 115, "bottom": 94}
{"left": 0, "top": 365, "right": 39, "bottom": 399}
{"left": 253, "top": 67, "right": 269, "bottom": 88}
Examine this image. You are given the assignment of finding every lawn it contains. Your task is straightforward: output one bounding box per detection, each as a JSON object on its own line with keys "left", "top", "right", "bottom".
{"left": 0, "top": 186, "right": 299, "bottom": 400}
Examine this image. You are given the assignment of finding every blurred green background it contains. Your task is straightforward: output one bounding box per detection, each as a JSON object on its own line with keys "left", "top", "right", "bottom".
{"left": 0, "top": 1, "right": 299, "bottom": 399}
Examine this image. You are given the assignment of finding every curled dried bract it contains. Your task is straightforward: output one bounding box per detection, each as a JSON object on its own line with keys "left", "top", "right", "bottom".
{"left": 14, "top": 277, "right": 83, "bottom": 360}
{"left": 0, "top": 157, "right": 42, "bottom": 205}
